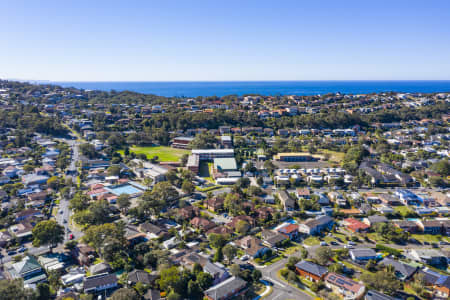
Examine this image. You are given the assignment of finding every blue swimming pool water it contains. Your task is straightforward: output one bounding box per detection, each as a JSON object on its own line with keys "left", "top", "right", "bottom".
{"left": 107, "top": 184, "right": 141, "bottom": 196}
{"left": 285, "top": 219, "right": 298, "bottom": 224}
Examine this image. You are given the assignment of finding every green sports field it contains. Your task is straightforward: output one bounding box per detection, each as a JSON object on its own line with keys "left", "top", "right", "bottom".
{"left": 119, "top": 146, "right": 189, "bottom": 162}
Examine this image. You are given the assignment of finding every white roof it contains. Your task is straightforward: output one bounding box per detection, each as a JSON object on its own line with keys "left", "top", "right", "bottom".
{"left": 192, "top": 149, "right": 234, "bottom": 154}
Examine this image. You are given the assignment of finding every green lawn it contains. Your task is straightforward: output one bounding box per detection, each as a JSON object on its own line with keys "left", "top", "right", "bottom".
{"left": 281, "top": 242, "right": 304, "bottom": 255}
{"left": 303, "top": 236, "right": 321, "bottom": 246}
{"left": 393, "top": 205, "right": 415, "bottom": 216}
{"left": 319, "top": 149, "right": 345, "bottom": 162}
{"left": 410, "top": 234, "right": 450, "bottom": 243}
{"left": 119, "top": 146, "right": 189, "bottom": 162}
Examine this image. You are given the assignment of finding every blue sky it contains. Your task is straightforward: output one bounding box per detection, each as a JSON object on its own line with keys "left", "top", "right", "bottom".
{"left": 1, "top": 0, "right": 450, "bottom": 81}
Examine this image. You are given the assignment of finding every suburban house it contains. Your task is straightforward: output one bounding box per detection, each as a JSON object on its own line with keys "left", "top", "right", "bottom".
{"left": 295, "top": 260, "right": 328, "bottom": 282}
{"left": 380, "top": 258, "right": 418, "bottom": 281}
{"left": 433, "top": 276, "right": 450, "bottom": 299}
{"left": 203, "top": 261, "right": 230, "bottom": 285}
{"left": 89, "top": 262, "right": 111, "bottom": 275}
{"left": 83, "top": 273, "right": 118, "bottom": 293}
{"left": 298, "top": 215, "right": 334, "bottom": 235}
{"left": 393, "top": 220, "right": 419, "bottom": 233}
{"left": 6, "top": 255, "right": 47, "bottom": 286}
{"left": 417, "top": 220, "right": 444, "bottom": 235}
{"left": 363, "top": 215, "right": 388, "bottom": 226}
{"left": 72, "top": 244, "right": 96, "bottom": 266}
{"left": 127, "top": 269, "right": 158, "bottom": 286}
{"left": 296, "top": 188, "right": 311, "bottom": 199}
{"left": 277, "top": 223, "right": 299, "bottom": 240}
{"left": 206, "top": 197, "right": 225, "bottom": 212}
{"left": 343, "top": 218, "right": 370, "bottom": 233}
{"left": 190, "top": 217, "right": 216, "bottom": 231}
{"left": 324, "top": 272, "right": 365, "bottom": 299}
{"left": 139, "top": 222, "right": 168, "bottom": 239}
{"left": 204, "top": 276, "right": 247, "bottom": 300}
{"left": 261, "top": 230, "right": 287, "bottom": 247}
{"left": 349, "top": 248, "right": 378, "bottom": 262}
{"left": 15, "top": 208, "right": 41, "bottom": 222}
{"left": 409, "top": 249, "right": 447, "bottom": 266}
{"left": 278, "top": 190, "right": 295, "bottom": 211}
{"left": 235, "top": 236, "right": 269, "bottom": 258}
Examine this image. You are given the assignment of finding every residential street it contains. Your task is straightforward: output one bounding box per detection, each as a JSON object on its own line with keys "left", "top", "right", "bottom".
{"left": 256, "top": 250, "right": 312, "bottom": 300}
{"left": 56, "top": 140, "right": 83, "bottom": 244}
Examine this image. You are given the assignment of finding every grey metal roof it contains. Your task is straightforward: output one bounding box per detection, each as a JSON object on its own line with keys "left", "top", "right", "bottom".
{"left": 380, "top": 258, "right": 417, "bottom": 279}
{"left": 204, "top": 276, "right": 247, "bottom": 299}
{"left": 350, "top": 248, "right": 377, "bottom": 258}
{"left": 295, "top": 260, "right": 328, "bottom": 277}
{"left": 83, "top": 273, "right": 117, "bottom": 290}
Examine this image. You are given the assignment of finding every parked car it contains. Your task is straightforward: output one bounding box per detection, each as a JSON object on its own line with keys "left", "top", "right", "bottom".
{"left": 7, "top": 250, "right": 17, "bottom": 256}
{"left": 320, "top": 242, "right": 328, "bottom": 246}
{"left": 69, "top": 234, "right": 74, "bottom": 240}
{"left": 18, "top": 247, "right": 27, "bottom": 253}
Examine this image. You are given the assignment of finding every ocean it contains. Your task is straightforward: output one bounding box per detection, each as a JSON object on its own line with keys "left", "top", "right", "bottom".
{"left": 50, "top": 80, "right": 450, "bottom": 97}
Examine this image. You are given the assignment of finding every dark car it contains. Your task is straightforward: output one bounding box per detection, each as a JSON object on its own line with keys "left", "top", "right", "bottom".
{"left": 7, "top": 250, "right": 17, "bottom": 256}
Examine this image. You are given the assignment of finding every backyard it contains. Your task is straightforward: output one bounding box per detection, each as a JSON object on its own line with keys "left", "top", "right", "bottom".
{"left": 118, "top": 146, "right": 189, "bottom": 162}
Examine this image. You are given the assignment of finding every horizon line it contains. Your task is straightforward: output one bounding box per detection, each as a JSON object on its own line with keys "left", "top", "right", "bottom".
{"left": 4, "top": 78, "right": 450, "bottom": 83}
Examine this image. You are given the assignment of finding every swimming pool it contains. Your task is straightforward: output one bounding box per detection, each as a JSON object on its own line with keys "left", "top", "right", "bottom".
{"left": 106, "top": 184, "right": 142, "bottom": 196}
{"left": 285, "top": 219, "right": 298, "bottom": 224}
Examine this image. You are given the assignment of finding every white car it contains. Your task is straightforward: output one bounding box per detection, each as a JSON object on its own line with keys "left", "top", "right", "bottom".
{"left": 241, "top": 255, "right": 250, "bottom": 261}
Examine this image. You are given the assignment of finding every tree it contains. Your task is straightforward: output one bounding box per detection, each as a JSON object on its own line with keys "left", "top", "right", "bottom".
{"left": 252, "top": 269, "right": 262, "bottom": 282}
{"left": 208, "top": 233, "right": 227, "bottom": 249}
{"left": 0, "top": 278, "right": 37, "bottom": 300}
{"left": 431, "top": 159, "right": 450, "bottom": 177}
{"left": 32, "top": 220, "right": 64, "bottom": 248}
{"left": 411, "top": 273, "right": 426, "bottom": 294}
{"left": 287, "top": 270, "right": 297, "bottom": 283}
{"left": 47, "top": 176, "right": 60, "bottom": 189}
{"left": 361, "top": 270, "right": 402, "bottom": 295}
{"left": 315, "top": 246, "right": 334, "bottom": 265}
{"left": 159, "top": 266, "right": 182, "bottom": 293}
{"left": 117, "top": 194, "right": 130, "bottom": 212}
{"left": 263, "top": 160, "right": 276, "bottom": 174}
{"left": 366, "top": 259, "right": 377, "bottom": 272}
{"left": 235, "top": 220, "right": 250, "bottom": 234}
{"left": 286, "top": 256, "right": 301, "bottom": 271}
{"left": 82, "top": 223, "right": 125, "bottom": 251}
{"left": 166, "top": 291, "right": 181, "bottom": 300}
{"left": 329, "top": 263, "right": 344, "bottom": 274}
{"left": 187, "top": 280, "right": 202, "bottom": 299}
{"left": 213, "top": 247, "right": 223, "bottom": 262}
{"left": 107, "top": 165, "right": 121, "bottom": 176}
{"left": 65, "top": 240, "right": 78, "bottom": 251}
{"left": 37, "top": 283, "right": 50, "bottom": 300}
{"left": 230, "top": 264, "right": 241, "bottom": 277}
{"left": 181, "top": 180, "right": 195, "bottom": 194}
{"left": 196, "top": 272, "right": 213, "bottom": 290}
{"left": 79, "top": 143, "right": 97, "bottom": 159}
{"left": 110, "top": 288, "right": 139, "bottom": 300}
{"left": 69, "top": 192, "right": 90, "bottom": 211}
{"left": 223, "top": 244, "right": 237, "bottom": 262}
{"left": 150, "top": 181, "right": 179, "bottom": 203}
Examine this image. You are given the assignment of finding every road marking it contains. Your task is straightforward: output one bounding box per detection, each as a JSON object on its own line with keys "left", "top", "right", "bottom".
{"left": 264, "top": 277, "right": 286, "bottom": 288}
{"left": 271, "top": 293, "right": 283, "bottom": 300}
